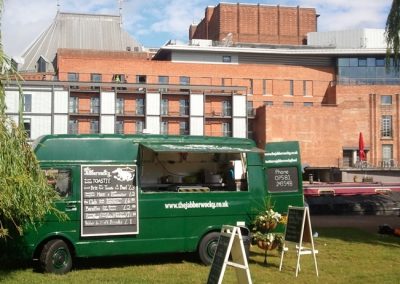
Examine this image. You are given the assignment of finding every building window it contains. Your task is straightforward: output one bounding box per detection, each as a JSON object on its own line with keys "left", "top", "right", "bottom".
{"left": 222, "top": 55, "right": 231, "bottom": 63}
{"left": 382, "top": 144, "right": 393, "bottom": 162}
{"left": 284, "top": 101, "right": 294, "bottom": 107}
{"left": 304, "top": 102, "right": 313, "bottom": 107}
{"left": 358, "top": 58, "right": 367, "bottom": 67}
{"left": 303, "top": 80, "right": 312, "bottom": 96}
{"left": 69, "top": 97, "right": 78, "bottom": 113}
{"left": 159, "top": 76, "right": 169, "bottom": 92}
{"left": 179, "top": 121, "right": 189, "bottom": 135}
{"left": 90, "top": 120, "right": 99, "bottom": 134}
{"left": 90, "top": 97, "right": 100, "bottom": 114}
{"left": 160, "top": 121, "right": 168, "bottom": 135}
{"left": 68, "top": 119, "right": 78, "bottom": 134}
{"left": 180, "top": 76, "right": 190, "bottom": 85}
{"left": 116, "top": 97, "right": 124, "bottom": 114}
{"left": 115, "top": 120, "right": 124, "bottom": 134}
{"left": 23, "top": 119, "right": 31, "bottom": 138}
{"left": 136, "top": 120, "right": 144, "bottom": 134}
{"left": 161, "top": 98, "right": 169, "bottom": 115}
{"left": 248, "top": 79, "right": 253, "bottom": 95}
{"left": 68, "top": 73, "right": 79, "bottom": 82}
{"left": 289, "top": 80, "right": 294, "bottom": 96}
{"left": 381, "top": 115, "right": 392, "bottom": 138}
{"left": 264, "top": 101, "right": 273, "bottom": 107}
{"left": 136, "top": 98, "right": 144, "bottom": 115}
{"left": 222, "top": 100, "right": 232, "bottom": 116}
{"left": 222, "top": 122, "right": 232, "bottom": 137}
{"left": 23, "top": 94, "right": 32, "bottom": 112}
{"left": 381, "top": 95, "right": 392, "bottom": 105}
{"left": 136, "top": 75, "right": 147, "bottom": 83}
{"left": 179, "top": 99, "right": 189, "bottom": 115}
{"left": 247, "top": 101, "right": 255, "bottom": 116}
{"left": 113, "top": 74, "right": 125, "bottom": 83}
{"left": 91, "top": 73, "right": 102, "bottom": 90}
{"left": 37, "top": 57, "right": 47, "bottom": 72}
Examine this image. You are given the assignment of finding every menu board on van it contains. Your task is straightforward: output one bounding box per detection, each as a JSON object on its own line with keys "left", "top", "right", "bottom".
{"left": 81, "top": 165, "right": 138, "bottom": 237}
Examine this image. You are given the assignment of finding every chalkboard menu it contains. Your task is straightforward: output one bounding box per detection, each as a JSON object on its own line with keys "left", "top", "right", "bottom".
{"left": 81, "top": 165, "right": 138, "bottom": 237}
{"left": 267, "top": 166, "right": 299, "bottom": 193}
{"left": 207, "top": 234, "right": 230, "bottom": 284}
{"left": 284, "top": 207, "right": 311, "bottom": 243}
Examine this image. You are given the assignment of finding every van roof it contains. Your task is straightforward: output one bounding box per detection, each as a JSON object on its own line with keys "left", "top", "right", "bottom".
{"left": 34, "top": 134, "right": 261, "bottom": 164}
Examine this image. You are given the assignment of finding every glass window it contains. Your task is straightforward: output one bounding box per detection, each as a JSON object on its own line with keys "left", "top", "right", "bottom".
{"left": 264, "top": 101, "right": 273, "bottom": 107}
{"left": 23, "top": 94, "right": 32, "bottom": 112}
{"left": 115, "top": 120, "right": 124, "bottom": 134}
{"left": 222, "top": 100, "right": 232, "bottom": 116}
{"left": 68, "top": 73, "right": 79, "bottom": 81}
{"left": 136, "top": 120, "right": 144, "bottom": 134}
{"left": 358, "top": 58, "right": 367, "bottom": 67}
{"left": 222, "top": 122, "right": 232, "bottom": 137}
{"left": 222, "top": 55, "right": 231, "bottom": 63}
{"left": 249, "top": 79, "right": 253, "bottom": 95}
{"left": 367, "top": 58, "right": 376, "bottom": 67}
{"left": 136, "top": 98, "right": 144, "bottom": 115}
{"left": 161, "top": 99, "right": 168, "bottom": 115}
{"left": 284, "top": 101, "right": 294, "bottom": 107}
{"left": 381, "top": 95, "right": 392, "bottom": 105}
{"left": 247, "top": 101, "right": 254, "bottom": 116}
{"left": 289, "top": 80, "right": 294, "bottom": 96}
{"left": 382, "top": 144, "right": 393, "bottom": 161}
{"left": 180, "top": 76, "right": 190, "bottom": 85}
{"left": 91, "top": 73, "right": 102, "bottom": 82}
{"left": 179, "top": 99, "right": 189, "bottom": 115}
{"left": 349, "top": 58, "right": 358, "bottom": 67}
{"left": 44, "top": 169, "right": 72, "bottom": 198}
{"left": 68, "top": 119, "right": 78, "bottom": 134}
{"left": 304, "top": 102, "right": 313, "bottom": 107}
{"left": 159, "top": 76, "right": 169, "bottom": 84}
{"left": 116, "top": 97, "right": 124, "bottom": 114}
{"left": 376, "top": 58, "right": 385, "bottom": 67}
{"left": 23, "top": 119, "right": 31, "bottom": 138}
{"left": 69, "top": 97, "right": 78, "bottom": 113}
{"left": 113, "top": 74, "right": 125, "bottom": 83}
{"left": 136, "top": 75, "right": 147, "bottom": 83}
{"left": 90, "top": 97, "right": 100, "bottom": 114}
{"left": 90, "top": 120, "right": 99, "bottom": 134}
{"left": 179, "top": 121, "right": 189, "bottom": 135}
{"left": 338, "top": 58, "right": 349, "bottom": 67}
{"left": 160, "top": 121, "right": 168, "bottom": 135}
{"left": 381, "top": 115, "right": 392, "bottom": 138}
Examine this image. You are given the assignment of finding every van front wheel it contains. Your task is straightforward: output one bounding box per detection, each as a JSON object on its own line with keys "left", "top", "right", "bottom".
{"left": 40, "top": 239, "right": 72, "bottom": 274}
{"left": 198, "top": 232, "right": 220, "bottom": 265}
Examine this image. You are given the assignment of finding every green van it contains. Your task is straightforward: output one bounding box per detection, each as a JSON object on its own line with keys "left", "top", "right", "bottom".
{"left": 16, "top": 134, "right": 304, "bottom": 273}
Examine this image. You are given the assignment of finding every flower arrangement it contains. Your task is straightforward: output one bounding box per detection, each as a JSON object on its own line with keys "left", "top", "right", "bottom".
{"left": 251, "top": 201, "right": 287, "bottom": 264}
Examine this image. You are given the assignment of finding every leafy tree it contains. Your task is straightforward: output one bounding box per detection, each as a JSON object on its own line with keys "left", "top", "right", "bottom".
{"left": 0, "top": 0, "right": 63, "bottom": 239}
{"left": 385, "top": 0, "right": 400, "bottom": 68}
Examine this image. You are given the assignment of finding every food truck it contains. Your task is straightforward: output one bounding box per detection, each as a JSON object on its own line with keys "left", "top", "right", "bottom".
{"left": 15, "top": 134, "right": 304, "bottom": 274}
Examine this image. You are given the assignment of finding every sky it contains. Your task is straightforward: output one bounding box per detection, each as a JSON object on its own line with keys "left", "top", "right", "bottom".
{"left": 2, "top": 0, "right": 393, "bottom": 58}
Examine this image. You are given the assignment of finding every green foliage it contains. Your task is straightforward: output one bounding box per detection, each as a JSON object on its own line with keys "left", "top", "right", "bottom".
{"left": 0, "top": 1, "right": 64, "bottom": 238}
{"left": 385, "top": 0, "right": 400, "bottom": 69}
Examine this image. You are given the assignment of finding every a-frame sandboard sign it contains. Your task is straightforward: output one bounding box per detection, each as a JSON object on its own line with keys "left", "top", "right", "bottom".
{"left": 279, "top": 206, "right": 319, "bottom": 277}
{"left": 207, "top": 225, "right": 252, "bottom": 284}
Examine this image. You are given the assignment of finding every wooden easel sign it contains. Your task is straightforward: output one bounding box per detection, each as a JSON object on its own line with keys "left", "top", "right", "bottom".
{"left": 207, "top": 225, "right": 252, "bottom": 284}
{"left": 279, "top": 206, "right": 319, "bottom": 277}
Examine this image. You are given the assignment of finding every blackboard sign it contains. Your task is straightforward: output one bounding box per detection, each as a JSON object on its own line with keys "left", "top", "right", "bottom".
{"left": 207, "top": 234, "right": 230, "bottom": 284}
{"left": 284, "top": 207, "right": 310, "bottom": 243}
{"left": 267, "top": 166, "right": 299, "bottom": 193}
{"left": 81, "top": 165, "right": 138, "bottom": 237}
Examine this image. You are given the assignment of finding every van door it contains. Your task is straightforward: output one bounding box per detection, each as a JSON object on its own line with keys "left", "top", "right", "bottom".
{"left": 264, "top": 141, "right": 304, "bottom": 213}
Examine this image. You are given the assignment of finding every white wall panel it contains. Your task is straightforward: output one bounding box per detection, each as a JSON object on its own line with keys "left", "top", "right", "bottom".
{"left": 145, "top": 116, "right": 160, "bottom": 134}
{"left": 233, "top": 117, "right": 246, "bottom": 138}
{"left": 32, "top": 91, "right": 52, "bottom": 113}
{"left": 100, "top": 115, "right": 115, "bottom": 134}
{"left": 190, "top": 117, "right": 203, "bottom": 135}
{"left": 54, "top": 115, "right": 68, "bottom": 134}
{"left": 146, "top": 93, "right": 160, "bottom": 115}
{"left": 29, "top": 116, "right": 52, "bottom": 139}
{"left": 172, "top": 51, "right": 239, "bottom": 64}
{"left": 54, "top": 90, "right": 69, "bottom": 113}
{"left": 190, "top": 94, "right": 204, "bottom": 116}
{"left": 5, "top": 90, "right": 19, "bottom": 113}
{"left": 101, "top": 91, "right": 115, "bottom": 114}
{"left": 233, "top": 95, "right": 246, "bottom": 117}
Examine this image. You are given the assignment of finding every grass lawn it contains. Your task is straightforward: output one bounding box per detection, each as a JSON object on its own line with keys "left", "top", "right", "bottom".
{"left": 0, "top": 227, "right": 399, "bottom": 283}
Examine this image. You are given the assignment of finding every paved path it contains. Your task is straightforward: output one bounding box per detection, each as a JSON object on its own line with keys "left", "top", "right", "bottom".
{"left": 311, "top": 215, "right": 400, "bottom": 233}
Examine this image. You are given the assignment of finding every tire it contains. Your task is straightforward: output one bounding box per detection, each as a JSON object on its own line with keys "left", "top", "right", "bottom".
{"left": 198, "top": 232, "right": 220, "bottom": 265}
{"left": 39, "top": 239, "right": 72, "bottom": 274}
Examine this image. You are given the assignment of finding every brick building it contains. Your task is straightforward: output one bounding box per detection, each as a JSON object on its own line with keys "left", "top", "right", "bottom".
{"left": 5, "top": 6, "right": 400, "bottom": 182}
{"left": 189, "top": 3, "right": 317, "bottom": 45}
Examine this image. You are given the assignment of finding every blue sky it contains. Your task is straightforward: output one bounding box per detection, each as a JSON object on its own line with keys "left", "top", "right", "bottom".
{"left": 3, "top": 0, "right": 392, "bottom": 57}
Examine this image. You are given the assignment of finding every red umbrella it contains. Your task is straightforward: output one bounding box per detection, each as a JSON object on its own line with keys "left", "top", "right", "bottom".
{"left": 359, "top": 132, "right": 366, "bottom": 161}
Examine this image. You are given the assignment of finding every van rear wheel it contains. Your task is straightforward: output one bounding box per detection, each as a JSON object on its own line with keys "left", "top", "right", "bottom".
{"left": 39, "top": 239, "right": 72, "bottom": 274}
{"left": 199, "top": 232, "right": 220, "bottom": 265}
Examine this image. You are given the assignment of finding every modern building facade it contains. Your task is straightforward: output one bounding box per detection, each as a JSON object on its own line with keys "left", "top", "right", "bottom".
{"left": 5, "top": 3, "right": 400, "bottom": 182}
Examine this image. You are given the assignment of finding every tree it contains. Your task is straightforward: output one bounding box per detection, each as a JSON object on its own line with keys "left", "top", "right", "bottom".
{"left": 0, "top": 0, "right": 64, "bottom": 239}
{"left": 385, "top": 0, "right": 400, "bottom": 68}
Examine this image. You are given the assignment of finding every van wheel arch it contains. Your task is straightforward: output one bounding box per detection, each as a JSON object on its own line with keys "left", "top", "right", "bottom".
{"left": 198, "top": 231, "right": 221, "bottom": 265}
{"left": 37, "top": 238, "right": 74, "bottom": 274}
